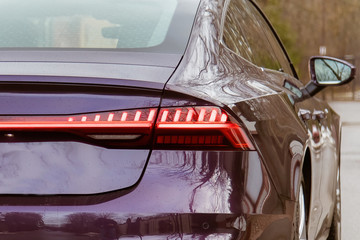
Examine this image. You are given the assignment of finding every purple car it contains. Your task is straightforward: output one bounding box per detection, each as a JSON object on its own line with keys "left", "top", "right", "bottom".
{"left": 0, "top": 0, "right": 354, "bottom": 239}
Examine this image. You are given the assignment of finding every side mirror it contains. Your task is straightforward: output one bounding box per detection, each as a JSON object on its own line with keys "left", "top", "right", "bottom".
{"left": 302, "top": 56, "right": 356, "bottom": 97}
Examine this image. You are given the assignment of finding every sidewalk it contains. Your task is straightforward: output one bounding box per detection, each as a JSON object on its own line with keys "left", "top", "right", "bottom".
{"left": 329, "top": 101, "right": 360, "bottom": 125}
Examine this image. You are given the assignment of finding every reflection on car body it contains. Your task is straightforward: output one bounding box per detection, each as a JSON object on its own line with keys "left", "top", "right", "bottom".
{"left": 0, "top": 0, "right": 354, "bottom": 239}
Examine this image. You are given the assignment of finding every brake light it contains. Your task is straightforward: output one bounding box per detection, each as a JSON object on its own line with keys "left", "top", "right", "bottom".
{"left": 0, "top": 109, "right": 157, "bottom": 148}
{"left": 154, "top": 107, "right": 255, "bottom": 150}
{"left": 0, "top": 107, "right": 254, "bottom": 150}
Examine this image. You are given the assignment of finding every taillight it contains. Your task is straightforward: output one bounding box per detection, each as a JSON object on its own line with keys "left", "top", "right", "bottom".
{"left": 0, "top": 109, "right": 157, "bottom": 148}
{"left": 154, "top": 107, "right": 255, "bottom": 150}
{"left": 0, "top": 106, "right": 254, "bottom": 150}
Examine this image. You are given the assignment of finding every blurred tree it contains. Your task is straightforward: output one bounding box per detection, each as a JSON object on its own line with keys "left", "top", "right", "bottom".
{"left": 256, "top": 0, "right": 360, "bottom": 100}
{"left": 256, "top": 0, "right": 302, "bottom": 76}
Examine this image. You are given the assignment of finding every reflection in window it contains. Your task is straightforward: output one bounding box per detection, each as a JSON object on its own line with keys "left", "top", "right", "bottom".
{"left": 222, "top": 0, "right": 282, "bottom": 71}
{"left": 244, "top": 1, "right": 293, "bottom": 75}
{"left": 0, "top": 0, "right": 177, "bottom": 49}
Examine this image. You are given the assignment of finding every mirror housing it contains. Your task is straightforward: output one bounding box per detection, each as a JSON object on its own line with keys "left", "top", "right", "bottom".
{"left": 302, "top": 56, "right": 356, "bottom": 97}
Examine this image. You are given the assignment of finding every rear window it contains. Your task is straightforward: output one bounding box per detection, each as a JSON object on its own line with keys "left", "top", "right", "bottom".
{"left": 0, "top": 0, "right": 198, "bottom": 53}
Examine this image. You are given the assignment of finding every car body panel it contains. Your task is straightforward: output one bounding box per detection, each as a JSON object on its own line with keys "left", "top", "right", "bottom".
{"left": 0, "top": 0, "right": 343, "bottom": 239}
{"left": 0, "top": 143, "right": 149, "bottom": 195}
{"left": 0, "top": 151, "right": 292, "bottom": 239}
{"left": 165, "top": 0, "right": 341, "bottom": 238}
{"left": 0, "top": 61, "right": 173, "bottom": 85}
{"left": 0, "top": 51, "right": 182, "bottom": 68}
{"left": 0, "top": 213, "right": 292, "bottom": 239}
{"left": 0, "top": 85, "right": 163, "bottom": 195}
{"left": 166, "top": 0, "right": 309, "bottom": 199}
{"left": 0, "top": 51, "right": 182, "bottom": 90}
{"left": 0, "top": 83, "right": 162, "bottom": 114}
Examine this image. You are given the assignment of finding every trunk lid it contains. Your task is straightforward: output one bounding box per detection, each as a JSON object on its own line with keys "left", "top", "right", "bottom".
{"left": 0, "top": 52, "right": 179, "bottom": 195}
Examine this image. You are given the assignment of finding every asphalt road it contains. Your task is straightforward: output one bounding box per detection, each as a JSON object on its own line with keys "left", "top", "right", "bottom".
{"left": 329, "top": 102, "right": 360, "bottom": 239}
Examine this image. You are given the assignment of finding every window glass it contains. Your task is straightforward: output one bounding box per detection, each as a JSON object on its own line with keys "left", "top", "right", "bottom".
{"left": 245, "top": 1, "right": 293, "bottom": 75}
{"left": 222, "top": 0, "right": 282, "bottom": 71}
{"left": 0, "top": 0, "right": 199, "bottom": 53}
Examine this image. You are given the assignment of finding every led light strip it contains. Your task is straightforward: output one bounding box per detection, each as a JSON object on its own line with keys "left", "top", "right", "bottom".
{"left": 66, "top": 109, "right": 157, "bottom": 123}
{"left": 158, "top": 107, "right": 228, "bottom": 123}
{"left": 0, "top": 122, "right": 152, "bottom": 129}
{"left": 155, "top": 107, "right": 254, "bottom": 150}
{"left": 0, "top": 106, "right": 255, "bottom": 150}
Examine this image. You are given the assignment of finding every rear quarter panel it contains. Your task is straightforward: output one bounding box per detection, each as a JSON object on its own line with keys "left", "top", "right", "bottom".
{"left": 165, "top": 0, "right": 342, "bottom": 238}
{"left": 165, "top": 0, "right": 309, "bottom": 201}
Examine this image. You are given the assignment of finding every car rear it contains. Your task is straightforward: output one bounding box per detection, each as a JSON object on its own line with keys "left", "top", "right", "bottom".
{"left": 0, "top": 80, "right": 289, "bottom": 239}
{"left": 0, "top": 0, "right": 291, "bottom": 239}
{"left": 0, "top": 0, "right": 197, "bottom": 196}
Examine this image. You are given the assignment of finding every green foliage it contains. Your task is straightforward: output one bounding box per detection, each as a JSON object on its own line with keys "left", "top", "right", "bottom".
{"left": 256, "top": 0, "right": 302, "bottom": 75}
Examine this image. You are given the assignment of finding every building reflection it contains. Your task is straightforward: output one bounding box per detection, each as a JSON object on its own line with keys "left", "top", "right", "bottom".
{"left": 0, "top": 210, "right": 290, "bottom": 239}
{"left": 60, "top": 213, "right": 241, "bottom": 239}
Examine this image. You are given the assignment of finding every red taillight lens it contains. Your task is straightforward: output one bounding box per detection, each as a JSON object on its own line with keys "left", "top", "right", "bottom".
{"left": 154, "top": 107, "right": 255, "bottom": 150}
{"left": 0, "top": 109, "right": 157, "bottom": 148}
{"left": 0, "top": 106, "right": 254, "bottom": 150}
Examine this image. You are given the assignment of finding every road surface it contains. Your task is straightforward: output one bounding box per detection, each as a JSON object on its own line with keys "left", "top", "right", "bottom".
{"left": 330, "top": 101, "right": 360, "bottom": 239}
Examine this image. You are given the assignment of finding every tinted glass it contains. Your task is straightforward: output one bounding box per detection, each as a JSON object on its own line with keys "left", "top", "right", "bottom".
{"left": 246, "top": 1, "right": 293, "bottom": 75}
{"left": 222, "top": 0, "right": 281, "bottom": 71}
{"left": 0, "top": 0, "right": 198, "bottom": 53}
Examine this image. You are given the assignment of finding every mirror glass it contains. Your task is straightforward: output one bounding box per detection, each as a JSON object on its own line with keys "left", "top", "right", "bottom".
{"left": 314, "top": 58, "right": 352, "bottom": 84}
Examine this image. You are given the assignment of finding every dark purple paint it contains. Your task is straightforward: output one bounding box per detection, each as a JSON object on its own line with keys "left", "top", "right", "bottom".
{"left": 0, "top": 0, "right": 346, "bottom": 239}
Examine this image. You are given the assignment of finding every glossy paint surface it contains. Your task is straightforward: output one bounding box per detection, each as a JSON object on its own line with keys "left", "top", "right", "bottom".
{"left": 165, "top": 0, "right": 341, "bottom": 238}
{"left": 0, "top": 0, "right": 342, "bottom": 239}
{"left": 166, "top": 0, "right": 308, "bottom": 199}
{"left": 0, "top": 85, "right": 161, "bottom": 195}
{"left": 0, "top": 151, "right": 292, "bottom": 239}
{"left": 0, "top": 52, "right": 181, "bottom": 89}
{"left": 0, "top": 85, "right": 161, "bottom": 114}
{"left": 0, "top": 143, "right": 148, "bottom": 194}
